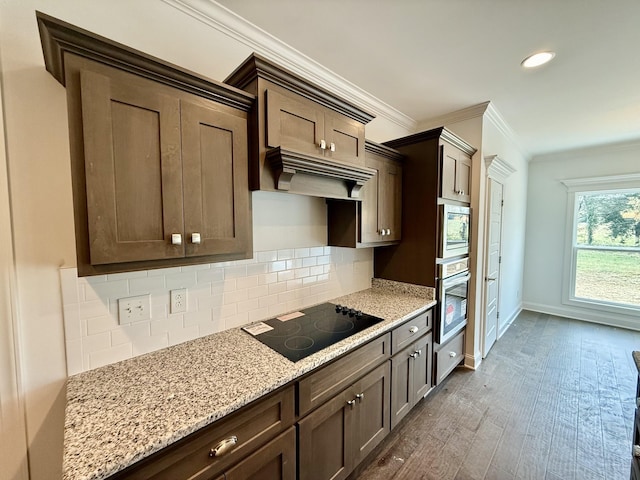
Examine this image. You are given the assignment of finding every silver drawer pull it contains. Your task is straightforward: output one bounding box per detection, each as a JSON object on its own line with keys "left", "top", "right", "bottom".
{"left": 347, "top": 399, "right": 356, "bottom": 409}
{"left": 356, "top": 393, "right": 364, "bottom": 403}
{"left": 409, "top": 326, "right": 419, "bottom": 334}
{"left": 449, "top": 352, "right": 457, "bottom": 358}
{"left": 191, "top": 232, "right": 201, "bottom": 244}
{"left": 209, "top": 436, "right": 238, "bottom": 457}
{"left": 171, "top": 233, "right": 182, "bottom": 245}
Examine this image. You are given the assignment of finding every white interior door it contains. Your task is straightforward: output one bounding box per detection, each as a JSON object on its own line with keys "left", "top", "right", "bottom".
{"left": 483, "top": 178, "right": 504, "bottom": 357}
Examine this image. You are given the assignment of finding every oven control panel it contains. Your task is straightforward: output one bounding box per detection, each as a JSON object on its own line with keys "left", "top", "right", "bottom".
{"left": 440, "top": 257, "right": 469, "bottom": 279}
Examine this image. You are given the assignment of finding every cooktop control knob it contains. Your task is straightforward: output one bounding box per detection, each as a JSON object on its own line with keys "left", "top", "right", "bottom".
{"left": 335, "top": 304, "right": 342, "bottom": 313}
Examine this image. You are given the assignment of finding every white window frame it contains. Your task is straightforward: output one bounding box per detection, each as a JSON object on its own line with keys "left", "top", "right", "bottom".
{"left": 561, "top": 174, "right": 640, "bottom": 317}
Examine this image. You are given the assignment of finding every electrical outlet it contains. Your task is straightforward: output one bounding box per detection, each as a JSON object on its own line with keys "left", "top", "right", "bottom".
{"left": 171, "top": 288, "right": 187, "bottom": 314}
{"left": 118, "top": 294, "right": 151, "bottom": 324}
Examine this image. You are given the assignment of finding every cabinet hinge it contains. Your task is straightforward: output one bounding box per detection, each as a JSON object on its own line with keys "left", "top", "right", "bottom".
{"left": 497, "top": 311, "right": 500, "bottom": 320}
{"left": 501, "top": 199, "right": 504, "bottom": 207}
{"left": 499, "top": 256, "right": 502, "bottom": 264}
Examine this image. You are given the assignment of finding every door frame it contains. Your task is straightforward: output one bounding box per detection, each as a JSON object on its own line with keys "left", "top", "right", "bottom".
{"left": 0, "top": 80, "right": 29, "bottom": 480}
{"left": 480, "top": 155, "right": 515, "bottom": 358}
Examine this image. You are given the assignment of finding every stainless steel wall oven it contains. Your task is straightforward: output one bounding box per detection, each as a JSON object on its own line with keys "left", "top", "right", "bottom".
{"left": 437, "top": 257, "right": 470, "bottom": 344}
{"left": 439, "top": 203, "right": 471, "bottom": 259}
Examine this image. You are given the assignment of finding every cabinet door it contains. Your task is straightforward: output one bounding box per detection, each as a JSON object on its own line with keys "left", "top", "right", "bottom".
{"left": 441, "top": 143, "right": 471, "bottom": 203}
{"left": 80, "top": 68, "right": 184, "bottom": 264}
{"left": 224, "top": 427, "right": 296, "bottom": 480}
{"left": 390, "top": 349, "right": 413, "bottom": 430}
{"left": 324, "top": 112, "right": 365, "bottom": 165}
{"left": 456, "top": 152, "right": 472, "bottom": 203}
{"left": 298, "top": 389, "right": 355, "bottom": 480}
{"left": 265, "top": 89, "right": 324, "bottom": 157}
{"left": 181, "top": 99, "right": 251, "bottom": 258}
{"left": 412, "top": 332, "right": 433, "bottom": 401}
{"left": 360, "top": 155, "right": 402, "bottom": 245}
{"left": 353, "top": 362, "right": 391, "bottom": 464}
{"left": 359, "top": 160, "right": 380, "bottom": 245}
{"left": 440, "top": 143, "right": 459, "bottom": 202}
{"left": 378, "top": 158, "right": 402, "bottom": 242}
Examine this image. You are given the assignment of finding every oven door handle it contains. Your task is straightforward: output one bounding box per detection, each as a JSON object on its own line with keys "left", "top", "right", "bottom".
{"left": 442, "top": 272, "right": 471, "bottom": 288}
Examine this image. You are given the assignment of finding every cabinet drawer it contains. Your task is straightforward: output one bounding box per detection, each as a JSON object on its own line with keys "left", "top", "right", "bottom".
{"left": 391, "top": 310, "right": 432, "bottom": 354}
{"left": 298, "top": 333, "right": 391, "bottom": 416}
{"left": 109, "top": 386, "right": 295, "bottom": 480}
{"left": 435, "top": 330, "right": 464, "bottom": 385}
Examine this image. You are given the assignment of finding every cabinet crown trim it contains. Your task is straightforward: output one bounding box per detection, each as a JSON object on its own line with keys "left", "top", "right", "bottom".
{"left": 36, "top": 11, "right": 255, "bottom": 112}
{"left": 266, "top": 147, "right": 376, "bottom": 199}
{"left": 384, "top": 127, "right": 477, "bottom": 156}
{"left": 364, "top": 139, "right": 405, "bottom": 161}
{"left": 225, "top": 53, "right": 375, "bottom": 124}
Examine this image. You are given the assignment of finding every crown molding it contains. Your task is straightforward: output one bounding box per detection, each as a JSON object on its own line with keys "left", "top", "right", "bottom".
{"left": 532, "top": 138, "right": 640, "bottom": 163}
{"left": 162, "top": 0, "right": 417, "bottom": 131}
{"left": 484, "top": 103, "right": 529, "bottom": 160}
{"left": 416, "top": 101, "right": 490, "bottom": 131}
{"left": 485, "top": 155, "right": 516, "bottom": 182}
{"left": 561, "top": 173, "right": 640, "bottom": 191}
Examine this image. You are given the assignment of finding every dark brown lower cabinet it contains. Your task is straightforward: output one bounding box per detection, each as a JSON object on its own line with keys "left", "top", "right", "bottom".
{"left": 225, "top": 427, "right": 296, "bottom": 480}
{"left": 298, "top": 361, "right": 391, "bottom": 480}
{"left": 390, "top": 332, "right": 433, "bottom": 429}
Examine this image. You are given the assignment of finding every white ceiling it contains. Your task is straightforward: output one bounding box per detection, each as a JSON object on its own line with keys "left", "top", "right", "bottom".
{"left": 215, "top": 0, "right": 640, "bottom": 158}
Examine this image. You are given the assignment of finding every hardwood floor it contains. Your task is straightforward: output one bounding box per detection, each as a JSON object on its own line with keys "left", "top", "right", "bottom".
{"left": 354, "top": 310, "right": 640, "bottom": 480}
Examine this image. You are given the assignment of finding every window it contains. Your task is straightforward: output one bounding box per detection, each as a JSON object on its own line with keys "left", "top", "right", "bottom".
{"left": 562, "top": 175, "right": 640, "bottom": 316}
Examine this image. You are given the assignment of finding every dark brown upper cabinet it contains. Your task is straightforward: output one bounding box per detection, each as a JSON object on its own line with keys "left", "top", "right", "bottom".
{"left": 375, "top": 127, "right": 476, "bottom": 287}
{"left": 441, "top": 141, "right": 472, "bottom": 203}
{"left": 37, "top": 12, "right": 255, "bottom": 276}
{"left": 225, "top": 54, "right": 376, "bottom": 200}
{"left": 327, "top": 140, "right": 403, "bottom": 248}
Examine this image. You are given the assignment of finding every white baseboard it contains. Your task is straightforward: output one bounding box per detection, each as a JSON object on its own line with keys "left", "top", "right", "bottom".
{"left": 498, "top": 304, "right": 522, "bottom": 339}
{"left": 522, "top": 301, "right": 640, "bottom": 331}
{"left": 464, "top": 351, "right": 481, "bottom": 370}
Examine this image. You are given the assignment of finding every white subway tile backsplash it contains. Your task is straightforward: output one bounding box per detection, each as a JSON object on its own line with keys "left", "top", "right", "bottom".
{"left": 90, "top": 343, "right": 133, "bottom": 369}
{"left": 86, "top": 315, "right": 119, "bottom": 336}
{"left": 129, "top": 275, "right": 165, "bottom": 294}
{"left": 111, "top": 322, "right": 151, "bottom": 346}
{"left": 196, "top": 268, "right": 224, "bottom": 284}
{"left": 60, "top": 246, "right": 373, "bottom": 375}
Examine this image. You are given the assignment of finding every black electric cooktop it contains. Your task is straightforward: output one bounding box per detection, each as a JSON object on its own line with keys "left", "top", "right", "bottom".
{"left": 243, "top": 303, "right": 384, "bottom": 362}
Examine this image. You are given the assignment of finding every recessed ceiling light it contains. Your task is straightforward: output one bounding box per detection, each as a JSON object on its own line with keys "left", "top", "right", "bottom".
{"left": 521, "top": 51, "right": 556, "bottom": 68}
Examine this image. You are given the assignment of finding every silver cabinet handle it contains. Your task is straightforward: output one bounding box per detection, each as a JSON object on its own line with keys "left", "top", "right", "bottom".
{"left": 485, "top": 276, "right": 496, "bottom": 281}
{"left": 355, "top": 393, "right": 364, "bottom": 403}
{"left": 415, "top": 349, "right": 422, "bottom": 357}
{"left": 171, "top": 233, "right": 182, "bottom": 245}
{"left": 346, "top": 399, "right": 356, "bottom": 409}
{"left": 209, "top": 436, "right": 238, "bottom": 457}
{"left": 386, "top": 229, "right": 391, "bottom": 235}
{"left": 191, "top": 233, "right": 201, "bottom": 244}
{"left": 634, "top": 445, "right": 640, "bottom": 458}
{"left": 380, "top": 229, "right": 386, "bottom": 236}
{"left": 330, "top": 142, "right": 336, "bottom": 152}
{"left": 449, "top": 352, "right": 457, "bottom": 358}
{"left": 320, "top": 139, "right": 327, "bottom": 150}
{"left": 409, "top": 326, "right": 419, "bottom": 334}
{"left": 409, "top": 352, "right": 417, "bottom": 359}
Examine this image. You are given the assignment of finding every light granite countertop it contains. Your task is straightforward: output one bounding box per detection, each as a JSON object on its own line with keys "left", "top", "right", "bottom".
{"left": 63, "top": 278, "right": 436, "bottom": 480}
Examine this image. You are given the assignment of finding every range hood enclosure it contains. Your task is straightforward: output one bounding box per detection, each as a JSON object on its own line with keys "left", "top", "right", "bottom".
{"left": 225, "top": 54, "right": 376, "bottom": 200}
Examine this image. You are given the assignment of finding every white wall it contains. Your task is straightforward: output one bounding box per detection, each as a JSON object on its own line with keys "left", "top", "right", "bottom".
{"left": 0, "top": 0, "right": 412, "bottom": 477}
{"left": 524, "top": 140, "right": 640, "bottom": 328}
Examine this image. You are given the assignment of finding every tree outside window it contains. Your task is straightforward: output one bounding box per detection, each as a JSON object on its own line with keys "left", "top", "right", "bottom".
{"left": 573, "top": 189, "right": 640, "bottom": 309}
